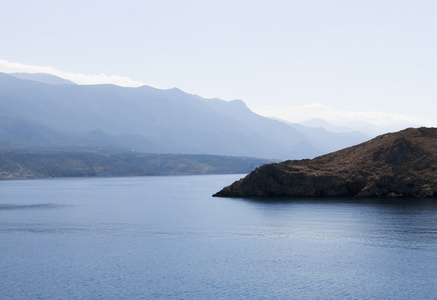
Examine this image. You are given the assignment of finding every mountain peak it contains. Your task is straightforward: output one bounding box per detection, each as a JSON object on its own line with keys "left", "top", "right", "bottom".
{"left": 229, "top": 99, "right": 247, "bottom": 107}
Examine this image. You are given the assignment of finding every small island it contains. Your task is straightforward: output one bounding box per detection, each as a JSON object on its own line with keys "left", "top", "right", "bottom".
{"left": 214, "top": 127, "right": 437, "bottom": 198}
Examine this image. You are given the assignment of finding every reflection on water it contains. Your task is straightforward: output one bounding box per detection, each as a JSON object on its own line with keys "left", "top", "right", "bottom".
{"left": 0, "top": 175, "right": 436, "bottom": 299}
{"left": 0, "top": 203, "right": 63, "bottom": 210}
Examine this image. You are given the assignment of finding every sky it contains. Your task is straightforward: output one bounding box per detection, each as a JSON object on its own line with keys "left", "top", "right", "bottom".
{"left": 1, "top": 0, "right": 437, "bottom": 132}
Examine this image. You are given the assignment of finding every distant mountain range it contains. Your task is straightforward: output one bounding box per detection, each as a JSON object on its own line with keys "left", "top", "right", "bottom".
{"left": 0, "top": 72, "right": 368, "bottom": 160}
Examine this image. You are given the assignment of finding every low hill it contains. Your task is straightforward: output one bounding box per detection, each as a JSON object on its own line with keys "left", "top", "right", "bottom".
{"left": 214, "top": 127, "right": 437, "bottom": 198}
{"left": 0, "top": 150, "right": 273, "bottom": 179}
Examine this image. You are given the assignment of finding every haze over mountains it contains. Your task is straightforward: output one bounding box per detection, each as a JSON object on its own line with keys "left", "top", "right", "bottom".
{"left": 10, "top": 72, "right": 77, "bottom": 85}
{"left": 0, "top": 72, "right": 368, "bottom": 160}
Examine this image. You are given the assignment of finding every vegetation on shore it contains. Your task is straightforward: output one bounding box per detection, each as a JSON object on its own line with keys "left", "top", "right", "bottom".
{"left": 0, "top": 150, "right": 273, "bottom": 179}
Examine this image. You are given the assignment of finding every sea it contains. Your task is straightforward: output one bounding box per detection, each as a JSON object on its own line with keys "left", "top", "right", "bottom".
{"left": 1, "top": 174, "right": 436, "bottom": 299}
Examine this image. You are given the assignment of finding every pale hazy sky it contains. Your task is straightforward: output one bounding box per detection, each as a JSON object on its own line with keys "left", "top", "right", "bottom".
{"left": 1, "top": 0, "right": 437, "bottom": 130}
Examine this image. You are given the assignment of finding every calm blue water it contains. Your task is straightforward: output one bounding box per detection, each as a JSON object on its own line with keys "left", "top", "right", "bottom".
{"left": 1, "top": 175, "right": 437, "bottom": 299}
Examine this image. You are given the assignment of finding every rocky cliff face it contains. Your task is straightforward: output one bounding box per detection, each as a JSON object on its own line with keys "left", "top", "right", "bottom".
{"left": 214, "top": 127, "right": 437, "bottom": 198}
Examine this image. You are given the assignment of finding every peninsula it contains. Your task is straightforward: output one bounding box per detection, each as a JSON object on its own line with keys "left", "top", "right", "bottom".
{"left": 214, "top": 127, "right": 437, "bottom": 198}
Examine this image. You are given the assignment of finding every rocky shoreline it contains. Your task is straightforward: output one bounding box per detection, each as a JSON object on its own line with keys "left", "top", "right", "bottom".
{"left": 214, "top": 127, "right": 437, "bottom": 198}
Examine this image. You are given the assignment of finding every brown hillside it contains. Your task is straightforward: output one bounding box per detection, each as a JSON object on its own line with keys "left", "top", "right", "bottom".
{"left": 214, "top": 127, "right": 437, "bottom": 198}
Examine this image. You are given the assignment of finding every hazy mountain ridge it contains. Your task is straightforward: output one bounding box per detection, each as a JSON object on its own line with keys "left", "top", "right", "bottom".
{"left": 0, "top": 72, "right": 368, "bottom": 160}
{"left": 10, "top": 72, "right": 77, "bottom": 85}
{"left": 300, "top": 118, "right": 358, "bottom": 133}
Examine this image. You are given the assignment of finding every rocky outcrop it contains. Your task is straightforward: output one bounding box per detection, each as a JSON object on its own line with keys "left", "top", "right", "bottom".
{"left": 213, "top": 127, "right": 437, "bottom": 198}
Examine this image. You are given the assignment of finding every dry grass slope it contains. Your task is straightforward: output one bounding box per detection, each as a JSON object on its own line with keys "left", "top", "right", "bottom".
{"left": 214, "top": 127, "right": 437, "bottom": 198}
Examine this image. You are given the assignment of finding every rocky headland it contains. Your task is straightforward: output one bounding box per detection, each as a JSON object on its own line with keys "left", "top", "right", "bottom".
{"left": 214, "top": 127, "right": 437, "bottom": 198}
